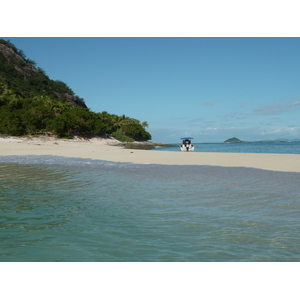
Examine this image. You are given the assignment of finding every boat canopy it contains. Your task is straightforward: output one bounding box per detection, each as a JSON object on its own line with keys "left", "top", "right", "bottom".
{"left": 181, "top": 137, "right": 193, "bottom": 140}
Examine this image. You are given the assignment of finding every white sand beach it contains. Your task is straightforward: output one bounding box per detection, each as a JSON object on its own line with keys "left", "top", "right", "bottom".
{"left": 1, "top": 136, "right": 300, "bottom": 172}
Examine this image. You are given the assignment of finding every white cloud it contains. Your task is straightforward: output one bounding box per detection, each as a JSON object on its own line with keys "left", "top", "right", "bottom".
{"left": 186, "top": 118, "right": 204, "bottom": 124}
{"left": 225, "top": 112, "right": 246, "bottom": 119}
{"left": 150, "top": 124, "right": 300, "bottom": 143}
{"left": 259, "top": 126, "right": 300, "bottom": 136}
{"left": 253, "top": 99, "right": 300, "bottom": 115}
{"left": 291, "top": 100, "right": 300, "bottom": 106}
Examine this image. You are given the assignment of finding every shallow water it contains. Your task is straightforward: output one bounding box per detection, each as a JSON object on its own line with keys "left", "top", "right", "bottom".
{"left": 0, "top": 155, "right": 299, "bottom": 261}
{"left": 154, "top": 141, "right": 300, "bottom": 154}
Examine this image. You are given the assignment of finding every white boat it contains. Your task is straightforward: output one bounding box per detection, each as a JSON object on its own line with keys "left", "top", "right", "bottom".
{"left": 180, "top": 137, "right": 195, "bottom": 151}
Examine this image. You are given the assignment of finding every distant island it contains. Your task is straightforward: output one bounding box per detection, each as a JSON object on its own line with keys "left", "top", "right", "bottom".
{"left": 254, "top": 139, "right": 300, "bottom": 143}
{"left": 224, "top": 138, "right": 300, "bottom": 143}
{"left": 224, "top": 137, "right": 244, "bottom": 143}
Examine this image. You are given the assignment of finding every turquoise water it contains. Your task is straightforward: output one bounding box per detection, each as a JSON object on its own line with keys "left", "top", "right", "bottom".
{"left": 1, "top": 155, "right": 299, "bottom": 262}
{"left": 153, "top": 141, "right": 300, "bottom": 154}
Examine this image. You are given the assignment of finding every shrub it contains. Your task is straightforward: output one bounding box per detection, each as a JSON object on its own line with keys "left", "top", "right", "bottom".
{"left": 111, "top": 129, "right": 134, "bottom": 142}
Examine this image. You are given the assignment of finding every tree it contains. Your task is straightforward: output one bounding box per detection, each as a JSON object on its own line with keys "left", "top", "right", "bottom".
{"left": 141, "top": 121, "right": 148, "bottom": 129}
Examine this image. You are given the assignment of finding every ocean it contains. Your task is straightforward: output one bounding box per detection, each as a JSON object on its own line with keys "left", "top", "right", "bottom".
{"left": 1, "top": 142, "right": 300, "bottom": 262}
{"left": 153, "top": 140, "right": 300, "bottom": 154}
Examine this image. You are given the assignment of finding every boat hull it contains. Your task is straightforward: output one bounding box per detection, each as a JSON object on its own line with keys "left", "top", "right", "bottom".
{"left": 180, "top": 145, "right": 195, "bottom": 151}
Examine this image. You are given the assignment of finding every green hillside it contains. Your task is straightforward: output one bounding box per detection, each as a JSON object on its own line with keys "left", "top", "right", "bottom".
{"left": 224, "top": 137, "right": 243, "bottom": 143}
{"left": 0, "top": 39, "right": 151, "bottom": 141}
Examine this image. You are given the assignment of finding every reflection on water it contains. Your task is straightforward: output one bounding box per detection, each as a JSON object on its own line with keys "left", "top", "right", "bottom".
{"left": 0, "top": 155, "right": 300, "bottom": 261}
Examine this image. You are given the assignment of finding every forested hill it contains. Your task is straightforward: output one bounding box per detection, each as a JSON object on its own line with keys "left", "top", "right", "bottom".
{"left": 0, "top": 39, "right": 86, "bottom": 108}
{"left": 0, "top": 39, "right": 151, "bottom": 141}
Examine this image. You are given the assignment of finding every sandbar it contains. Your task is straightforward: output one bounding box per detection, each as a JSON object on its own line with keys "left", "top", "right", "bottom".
{"left": 0, "top": 136, "right": 299, "bottom": 172}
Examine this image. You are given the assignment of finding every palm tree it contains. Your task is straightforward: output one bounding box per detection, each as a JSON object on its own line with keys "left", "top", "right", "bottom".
{"left": 141, "top": 121, "right": 148, "bottom": 129}
{"left": 112, "top": 114, "right": 132, "bottom": 131}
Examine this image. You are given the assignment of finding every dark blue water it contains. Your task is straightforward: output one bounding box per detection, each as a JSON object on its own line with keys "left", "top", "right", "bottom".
{"left": 153, "top": 141, "right": 300, "bottom": 154}
{"left": 1, "top": 155, "right": 299, "bottom": 262}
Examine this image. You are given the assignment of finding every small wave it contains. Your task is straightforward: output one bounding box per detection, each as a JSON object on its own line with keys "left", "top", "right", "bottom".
{"left": 0, "top": 155, "right": 131, "bottom": 167}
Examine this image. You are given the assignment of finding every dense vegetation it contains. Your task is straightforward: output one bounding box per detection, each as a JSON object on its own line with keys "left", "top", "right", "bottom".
{"left": 0, "top": 39, "right": 151, "bottom": 141}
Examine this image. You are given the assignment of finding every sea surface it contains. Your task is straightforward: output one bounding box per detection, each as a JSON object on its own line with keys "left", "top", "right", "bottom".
{"left": 1, "top": 142, "right": 300, "bottom": 262}
{"left": 153, "top": 141, "right": 300, "bottom": 154}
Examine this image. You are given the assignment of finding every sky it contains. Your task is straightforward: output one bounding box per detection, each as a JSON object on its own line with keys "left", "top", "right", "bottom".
{"left": 2, "top": 37, "right": 300, "bottom": 143}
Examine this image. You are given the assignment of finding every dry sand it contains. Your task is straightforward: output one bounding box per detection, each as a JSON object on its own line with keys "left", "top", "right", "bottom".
{"left": 0, "top": 136, "right": 300, "bottom": 172}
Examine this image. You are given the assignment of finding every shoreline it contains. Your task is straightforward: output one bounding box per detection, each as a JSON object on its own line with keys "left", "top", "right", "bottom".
{"left": 1, "top": 136, "right": 300, "bottom": 172}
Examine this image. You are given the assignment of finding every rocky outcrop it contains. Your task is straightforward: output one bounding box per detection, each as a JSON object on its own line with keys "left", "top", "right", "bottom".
{"left": 0, "top": 43, "right": 38, "bottom": 79}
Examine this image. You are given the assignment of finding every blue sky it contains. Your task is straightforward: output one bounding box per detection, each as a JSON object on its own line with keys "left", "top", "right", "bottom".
{"left": 3, "top": 37, "right": 300, "bottom": 143}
